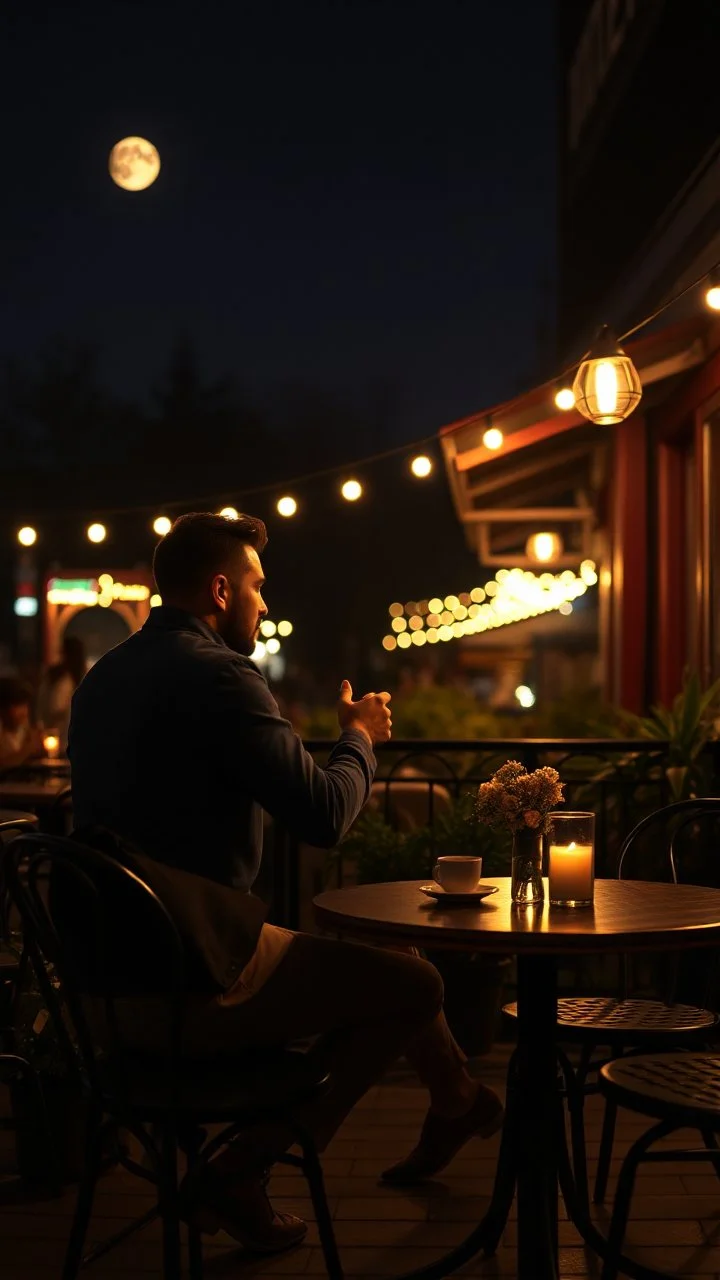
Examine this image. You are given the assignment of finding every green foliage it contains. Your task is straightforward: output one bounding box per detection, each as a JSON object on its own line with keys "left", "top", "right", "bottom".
{"left": 622, "top": 670, "right": 720, "bottom": 800}
{"left": 331, "top": 792, "right": 510, "bottom": 886}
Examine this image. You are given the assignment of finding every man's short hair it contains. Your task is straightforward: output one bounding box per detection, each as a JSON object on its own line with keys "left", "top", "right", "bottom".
{"left": 0, "top": 677, "right": 32, "bottom": 713}
{"left": 153, "top": 512, "right": 268, "bottom": 598}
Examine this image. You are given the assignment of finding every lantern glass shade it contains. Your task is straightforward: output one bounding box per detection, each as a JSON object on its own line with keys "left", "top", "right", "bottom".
{"left": 572, "top": 326, "right": 642, "bottom": 425}
{"left": 526, "top": 531, "right": 563, "bottom": 564}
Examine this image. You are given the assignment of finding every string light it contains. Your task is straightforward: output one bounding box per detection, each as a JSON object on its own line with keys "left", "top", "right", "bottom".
{"left": 10, "top": 264, "right": 720, "bottom": 544}
{"left": 87, "top": 523, "right": 107, "bottom": 544}
{"left": 276, "top": 496, "right": 297, "bottom": 517}
{"left": 483, "top": 427, "right": 504, "bottom": 450}
{"left": 573, "top": 326, "right": 642, "bottom": 425}
{"left": 410, "top": 455, "right": 433, "bottom": 478}
{"left": 381, "top": 563, "right": 595, "bottom": 651}
{"left": 153, "top": 516, "right": 172, "bottom": 536}
{"left": 17, "top": 527, "right": 37, "bottom": 547}
{"left": 554, "top": 386, "right": 575, "bottom": 411}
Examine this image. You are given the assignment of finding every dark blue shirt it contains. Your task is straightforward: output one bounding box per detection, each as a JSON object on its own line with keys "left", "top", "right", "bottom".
{"left": 68, "top": 607, "right": 376, "bottom": 890}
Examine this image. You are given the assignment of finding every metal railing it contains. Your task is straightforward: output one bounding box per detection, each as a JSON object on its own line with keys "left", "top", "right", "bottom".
{"left": 269, "top": 738, "right": 720, "bottom": 929}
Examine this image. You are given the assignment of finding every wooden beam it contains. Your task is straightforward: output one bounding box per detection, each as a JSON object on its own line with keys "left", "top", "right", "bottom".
{"left": 463, "top": 507, "right": 595, "bottom": 522}
{"left": 454, "top": 414, "right": 585, "bottom": 473}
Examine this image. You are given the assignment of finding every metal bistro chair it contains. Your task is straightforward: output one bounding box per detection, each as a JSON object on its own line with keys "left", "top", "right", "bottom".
{"left": 599, "top": 1052, "right": 720, "bottom": 1280}
{"left": 4, "top": 832, "right": 343, "bottom": 1280}
{"left": 503, "top": 798, "right": 720, "bottom": 1213}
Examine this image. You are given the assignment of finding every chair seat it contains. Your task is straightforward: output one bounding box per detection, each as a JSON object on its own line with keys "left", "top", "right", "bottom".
{"left": 99, "top": 1046, "right": 330, "bottom": 1119}
{"left": 503, "top": 996, "right": 717, "bottom": 1041}
{"left": 600, "top": 1052, "right": 720, "bottom": 1126}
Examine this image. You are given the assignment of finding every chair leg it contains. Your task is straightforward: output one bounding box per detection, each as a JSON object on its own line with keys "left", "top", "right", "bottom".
{"left": 557, "top": 1047, "right": 590, "bottom": 1220}
{"left": 300, "top": 1139, "right": 344, "bottom": 1280}
{"left": 61, "top": 1106, "right": 105, "bottom": 1280}
{"left": 594, "top": 1097, "right": 618, "bottom": 1204}
{"left": 158, "top": 1123, "right": 182, "bottom": 1280}
{"left": 701, "top": 1129, "right": 720, "bottom": 1186}
{"left": 600, "top": 1120, "right": 671, "bottom": 1280}
{"left": 181, "top": 1125, "right": 205, "bottom": 1280}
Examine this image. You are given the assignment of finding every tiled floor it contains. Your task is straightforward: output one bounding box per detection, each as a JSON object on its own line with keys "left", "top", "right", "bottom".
{"left": 2, "top": 1044, "right": 720, "bottom": 1278}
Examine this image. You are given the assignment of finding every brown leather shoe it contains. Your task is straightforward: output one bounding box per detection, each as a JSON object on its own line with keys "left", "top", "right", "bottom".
{"left": 381, "top": 1084, "right": 504, "bottom": 1184}
{"left": 182, "top": 1173, "right": 307, "bottom": 1253}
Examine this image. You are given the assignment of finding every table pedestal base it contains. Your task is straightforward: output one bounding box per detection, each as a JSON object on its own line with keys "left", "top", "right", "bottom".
{"left": 395, "top": 954, "right": 571, "bottom": 1280}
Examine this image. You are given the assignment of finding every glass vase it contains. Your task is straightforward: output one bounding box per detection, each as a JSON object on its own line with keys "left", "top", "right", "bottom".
{"left": 511, "top": 828, "right": 544, "bottom": 904}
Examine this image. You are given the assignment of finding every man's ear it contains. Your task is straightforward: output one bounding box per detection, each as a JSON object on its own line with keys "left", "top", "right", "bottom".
{"left": 211, "top": 574, "right": 230, "bottom": 612}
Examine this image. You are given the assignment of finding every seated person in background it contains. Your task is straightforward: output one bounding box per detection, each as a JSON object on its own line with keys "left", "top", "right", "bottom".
{"left": 68, "top": 512, "right": 502, "bottom": 1253}
{"left": 0, "top": 678, "right": 44, "bottom": 769}
{"left": 37, "top": 635, "right": 88, "bottom": 750}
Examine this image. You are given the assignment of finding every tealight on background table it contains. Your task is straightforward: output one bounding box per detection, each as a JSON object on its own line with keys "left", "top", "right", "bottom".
{"left": 313, "top": 878, "right": 720, "bottom": 1280}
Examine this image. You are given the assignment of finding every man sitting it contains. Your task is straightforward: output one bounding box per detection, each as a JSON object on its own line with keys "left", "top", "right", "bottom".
{"left": 68, "top": 512, "right": 502, "bottom": 1251}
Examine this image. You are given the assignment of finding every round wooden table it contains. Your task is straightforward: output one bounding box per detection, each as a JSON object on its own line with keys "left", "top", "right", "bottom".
{"left": 314, "top": 878, "right": 720, "bottom": 1280}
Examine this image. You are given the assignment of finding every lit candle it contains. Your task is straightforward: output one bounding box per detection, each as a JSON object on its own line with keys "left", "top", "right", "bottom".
{"left": 548, "top": 842, "right": 594, "bottom": 906}
{"left": 43, "top": 734, "right": 60, "bottom": 759}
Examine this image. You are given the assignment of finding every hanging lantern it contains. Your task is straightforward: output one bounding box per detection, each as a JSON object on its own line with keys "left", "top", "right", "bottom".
{"left": 526, "top": 531, "right": 563, "bottom": 564}
{"left": 572, "top": 326, "right": 642, "bottom": 425}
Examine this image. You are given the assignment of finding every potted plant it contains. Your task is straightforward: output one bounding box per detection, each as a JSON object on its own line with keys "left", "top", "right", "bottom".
{"left": 623, "top": 669, "right": 720, "bottom": 802}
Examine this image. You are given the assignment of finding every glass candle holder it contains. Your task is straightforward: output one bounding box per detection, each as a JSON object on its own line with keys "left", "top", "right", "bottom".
{"left": 548, "top": 812, "right": 595, "bottom": 907}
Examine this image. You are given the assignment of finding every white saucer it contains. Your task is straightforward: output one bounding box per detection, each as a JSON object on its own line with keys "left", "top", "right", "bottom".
{"left": 419, "top": 883, "right": 499, "bottom": 905}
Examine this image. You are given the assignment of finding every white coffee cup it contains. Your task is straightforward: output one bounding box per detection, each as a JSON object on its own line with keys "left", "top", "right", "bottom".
{"left": 432, "top": 856, "right": 483, "bottom": 894}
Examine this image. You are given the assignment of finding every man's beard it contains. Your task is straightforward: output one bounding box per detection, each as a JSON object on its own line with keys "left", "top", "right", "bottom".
{"left": 219, "top": 616, "right": 256, "bottom": 656}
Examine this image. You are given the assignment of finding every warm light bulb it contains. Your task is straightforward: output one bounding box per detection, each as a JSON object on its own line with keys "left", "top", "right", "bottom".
{"left": 87, "top": 523, "right": 107, "bottom": 544}
{"left": 266, "top": 637, "right": 281, "bottom": 654}
{"left": 515, "top": 685, "right": 536, "bottom": 709}
{"left": 341, "top": 479, "right": 362, "bottom": 502}
{"left": 594, "top": 361, "right": 619, "bottom": 416}
{"left": 554, "top": 387, "right": 575, "bottom": 411}
{"left": 153, "top": 516, "right": 172, "bottom": 537}
{"left": 410, "top": 454, "right": 433, "bottom": 478}
{"left": 483, "top": 427, "right": 504, "bottom": 450}
{"left": 17, "top": 526, "right": 37, "bottom": 547}
{"left": 150, "top": 594, "right": 162, "bottom": 608}
{"left": 260, "top": 620, "right": 277, "bottom": 637}
{"left": 219, "top": 507, "right": 239, "bottom": 520}
{"left": 706, "top": 286, "right": 720, "bottom": 312}
{"left": 526, "top": 531, "right": 563, "bottom": 564}
{"left": 276, "top": 496, "right": 297, "bottom": 517}
{"left": 277, "top": 620, "right": 293, "bottom": 636}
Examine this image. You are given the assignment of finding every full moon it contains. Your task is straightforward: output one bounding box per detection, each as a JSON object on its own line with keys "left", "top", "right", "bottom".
{"left": 109, "top": 136, "right": 161, "bottom": 191}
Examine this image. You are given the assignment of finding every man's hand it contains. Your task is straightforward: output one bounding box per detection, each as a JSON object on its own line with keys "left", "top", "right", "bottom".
{"left": 337, "top": 680, "right": 392, "bottom": 747}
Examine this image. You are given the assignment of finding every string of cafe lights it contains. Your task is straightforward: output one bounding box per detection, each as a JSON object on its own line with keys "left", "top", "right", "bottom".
{"left": 382, "top": 561, "right": 599, "bottom": 653}
{"left": 10, "top": 264, "right": 720, "bottom": 549}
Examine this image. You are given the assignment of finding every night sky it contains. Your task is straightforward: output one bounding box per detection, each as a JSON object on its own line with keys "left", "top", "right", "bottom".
{"left": 4, "top": 0, "right": 556, "bottom": 441}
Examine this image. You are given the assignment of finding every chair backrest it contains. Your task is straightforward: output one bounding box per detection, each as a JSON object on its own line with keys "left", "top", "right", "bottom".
{"left": 616, "top": 798, "right": 720, "bottom": 1006}
{"left": 0, "top": 812, "right": 39, "bottom": 939}
{"left": 2, "top": 831, "right": 188, "bottom": 1102}
{"left": 617, "top": 798, "right": 720, "bottom": 885}
{"left": 369, "top": 780, "right": 454, "bottom": 832}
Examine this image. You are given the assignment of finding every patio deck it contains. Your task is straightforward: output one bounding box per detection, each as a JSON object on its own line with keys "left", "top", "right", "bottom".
{"left": 2, "top": 1044, "right": 719, "bottom": 1279}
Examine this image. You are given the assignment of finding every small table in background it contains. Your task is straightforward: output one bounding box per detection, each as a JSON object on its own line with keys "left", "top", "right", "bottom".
{"left": 314, "top": 877, "right": 720, "bottom": 1280}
